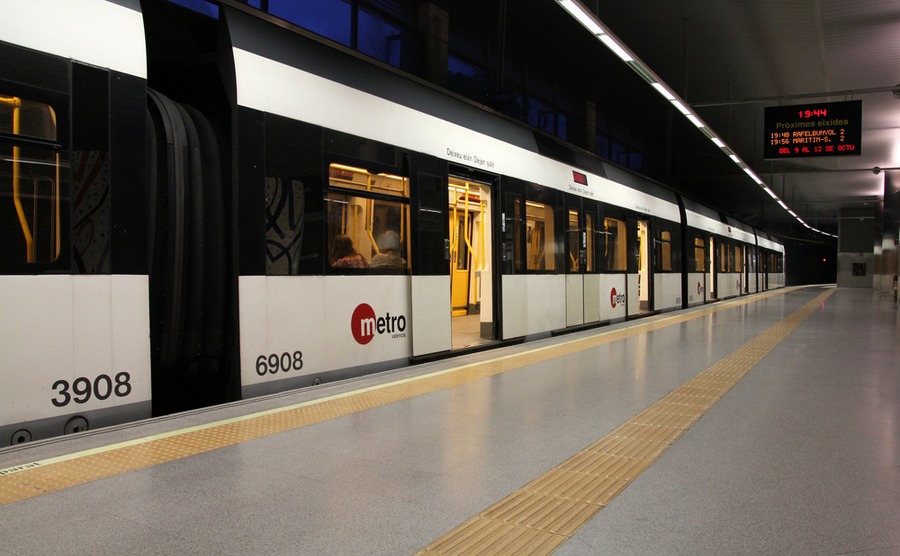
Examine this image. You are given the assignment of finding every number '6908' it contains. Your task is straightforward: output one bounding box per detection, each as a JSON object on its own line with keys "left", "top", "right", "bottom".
{"left": 51, "top": 372, "right": 132, "bottom": 407}
{"left": 256, "top": 351, "right": 303, "bottom": 376}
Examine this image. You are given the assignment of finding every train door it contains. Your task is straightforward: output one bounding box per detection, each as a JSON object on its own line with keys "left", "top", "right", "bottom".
{"left": 448, "top": 176, "right": 493, "bottom": 349}
{"left": 637, "top": 219, "right": 652, "bottom": 313}
{"left": 410, "top": 165, "right": 451, "bottom": 357}
{"left": 708, "top": 235, "right": 718, "bottom": 300}
{"left": 583, "top": 206, "right": 599, "bottom": 323}
{"left": 565, "top": 198, "right": 590, "bottom": 326}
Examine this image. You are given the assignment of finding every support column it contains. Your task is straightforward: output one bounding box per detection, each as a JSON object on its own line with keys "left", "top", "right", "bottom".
{"left": 418, "top": 2, "right": 448, "bottom": 88}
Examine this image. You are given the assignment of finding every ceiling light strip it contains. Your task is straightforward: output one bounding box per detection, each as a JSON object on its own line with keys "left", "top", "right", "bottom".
{"left": 554, "top": 0, "right": 833, "bottom": 238}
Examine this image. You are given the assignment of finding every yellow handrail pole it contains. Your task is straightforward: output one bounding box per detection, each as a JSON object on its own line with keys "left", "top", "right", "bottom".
{"left": 5, "top": 97, "right": 35, "bottom": 263}
{"left": 461, "top": 183, "right": 477, "bottom": 270}
{"left": 478, "top": 196, "right": 485, "bottom": 270}
{"left": 365, "top": 199, "right": 378, "bottom": 253}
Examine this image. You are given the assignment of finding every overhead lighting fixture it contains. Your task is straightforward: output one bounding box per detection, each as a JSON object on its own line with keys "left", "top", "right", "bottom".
{"left": 555, "top": 0, "right": 834, "bottom": 238}
{"left": 558, "top": 0, "right": 604, "bottom": 35}
{"left": 651, "top": 83, "right": 676, "bottom": 100}
{"left": 670, "top": 100, "right": 691, "bottom": 115}
{"left": 599, "top": 34, "right": 633, "bottom": 62}
{"left": 686, "top": 114, "right": 705, "bottom": 128}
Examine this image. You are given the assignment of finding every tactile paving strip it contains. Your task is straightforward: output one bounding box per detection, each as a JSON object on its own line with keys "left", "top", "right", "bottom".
{"left": 415, "top": 288, "right": 835, "bottom": 555}
{"left": 0, "top": 288, "right": 801, "bottom": 508}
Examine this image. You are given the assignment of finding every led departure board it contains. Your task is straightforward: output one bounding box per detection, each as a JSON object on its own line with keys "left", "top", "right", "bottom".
{"left": 764, "top": 100, "right": 861, "bottom": 159}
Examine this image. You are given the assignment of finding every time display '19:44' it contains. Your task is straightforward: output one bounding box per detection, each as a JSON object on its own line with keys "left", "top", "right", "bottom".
{"left": 799, "top": 109, "right": 827, "bottom": 118}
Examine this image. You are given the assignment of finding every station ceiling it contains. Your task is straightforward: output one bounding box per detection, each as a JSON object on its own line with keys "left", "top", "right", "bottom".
{"left": 591, "top": 0, "right": 900, "bottom": 240}
{"left": 457, "top": 0, "right": 900, "bottom": 241}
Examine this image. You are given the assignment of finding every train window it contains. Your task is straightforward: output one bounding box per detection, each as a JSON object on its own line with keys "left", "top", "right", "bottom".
{"left": 657, "top": 229, "right": 673, "bottom": 271}
{"left": 585, "top": 212, "right": 595, "bottom": 272}
{"left": 329, "top": 163, "right": 409, "bottom": 198}
{"left": 503, "top": 192, "right": 524, "bottom": 273}
{"left": 718, "top": 241, "right": 731, "bottom": 272}
{"left": 269, "top": 0, "right": 352, "bottom": 47}
{"left": 326, "top": 163, "right": 409, "bottom": 273}
{"left": 602, "top": 216, "right": 627, "bottom": 271}
{"left": 358, "top": 6, "right": 402, "bottom": 67}
{"left": 693, "top": 237, "right": 706, "bottom": 272}
{"left": 566, "top": 209, "right": 580, "bottom": 272}
{"left": 0, "top": 95, "right": 61, "bottom": 265}
{"left": 265, "top": 178, "right": 307, "bottom": 274}
{"left": 525, "top": 200, "right": 556, "bottom": 271}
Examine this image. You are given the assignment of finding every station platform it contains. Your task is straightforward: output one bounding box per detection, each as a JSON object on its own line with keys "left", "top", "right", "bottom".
{"left": 1, "top": 286, "right": 898, "bottom": 555}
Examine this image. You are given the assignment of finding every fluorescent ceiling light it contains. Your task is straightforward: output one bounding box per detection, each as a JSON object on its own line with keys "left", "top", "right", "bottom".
{"left": 686, "top": 114, "right": 705, "bottom": 128}
{"left": 599, "top": 34, "right": 633, "bottom": 62}
{"left": 651, "top": 83, "right": 675, "bottom": 100}
{"left": 729, "top": 154, "right": 741, "bottom": 164}
{"left": 558, "top": 0, "right": 604, "bottom": 36}
{"left": 670, "top": 100, "right": 691, "bottom": 115}
{"left": 711, "top": 137, "right": 725, "bottom": 148}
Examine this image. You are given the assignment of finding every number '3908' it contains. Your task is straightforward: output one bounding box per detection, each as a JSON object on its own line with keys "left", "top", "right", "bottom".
{"left": 51, "top": 372, "right": 132, "bottom": 407}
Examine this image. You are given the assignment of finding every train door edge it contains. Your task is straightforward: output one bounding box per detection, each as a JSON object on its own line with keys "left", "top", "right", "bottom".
{"left": 638, "top": 217, "right": 653, "bottom": 313}
{"left": 409, "top": 154, "right": 451, "bottom": 356}
{"left": 708, "top": 235, "right": 717, "bottom": 300}
{"left": 565, "top": 195, "right": 586, "bottom": 327}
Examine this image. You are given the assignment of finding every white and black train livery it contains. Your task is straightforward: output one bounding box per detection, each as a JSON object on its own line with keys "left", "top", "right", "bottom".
{"left": 0, "top": 0, "right": 784, "bottom": 446}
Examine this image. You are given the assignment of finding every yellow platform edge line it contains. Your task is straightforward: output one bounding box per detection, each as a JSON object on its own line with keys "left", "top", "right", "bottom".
{"left": 415, "top": 288, "right": 835, "bottom": 555}
{"left": 0, "top": 286, "right": 813, "bottom": 506}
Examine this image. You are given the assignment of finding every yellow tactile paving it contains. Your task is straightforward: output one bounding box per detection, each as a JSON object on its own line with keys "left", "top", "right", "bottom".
{"left": 415, "top": 288, "right": 835, "bottom": 555}
{"left": 0, "top": 287, "right": 814, "bottom": 511}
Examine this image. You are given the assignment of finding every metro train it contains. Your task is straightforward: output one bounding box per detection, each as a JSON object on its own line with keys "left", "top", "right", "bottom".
{"left": 0, "top": 0, "right": 784, "bottom": 446}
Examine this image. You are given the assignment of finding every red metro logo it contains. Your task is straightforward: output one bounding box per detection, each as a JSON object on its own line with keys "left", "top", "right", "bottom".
{"left": 351, "top": 303, "right": 407, "bottom": 345}
{"left": 609, "top": 287, "right": 626, "bottom": 308}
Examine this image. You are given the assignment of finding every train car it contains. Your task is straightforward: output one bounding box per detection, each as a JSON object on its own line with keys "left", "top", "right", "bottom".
{"left": 0, "top": 0, "right": 784, "bottom": 446}
{"left": 756, "top": 231, "right": 786, "bottom": 290}
{"left": 0, "top": 1, "right": 153, "bottom": 445}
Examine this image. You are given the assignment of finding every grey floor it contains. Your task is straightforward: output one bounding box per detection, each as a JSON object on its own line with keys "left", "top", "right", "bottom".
{"left": 1, "top": 286, "right": 898, "bottom": 555}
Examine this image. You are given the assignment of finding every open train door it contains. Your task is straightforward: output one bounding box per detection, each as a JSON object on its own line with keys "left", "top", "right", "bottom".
{"left": 448, "top": 172, "right": 494, "bottom": 350}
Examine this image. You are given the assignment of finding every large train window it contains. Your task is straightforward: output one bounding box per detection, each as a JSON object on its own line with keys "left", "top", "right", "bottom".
{"left": 566, "top": 208, "right": 580, "bottom": 272}
{"left": 0, "top": 95, "right": 61, "bottom": 265}
{"left": 718, "top": 240, "right": 733, "bottom": 272}
{"left": 502, "top": 191, "right": 524, "bottom": 273}
{"left": 602, "top": 216, "right": 627, "bottom": 271}
{"left": 525, "top": 189, "right": 557, "bottom": 271}
{"left": 656, "top": 229, "right": 673, "bottom": 271}
{"left": 584, "top": 211, "right": 595, "bottom": 272}
{"left": 692, "top": 236, "right": 706, "bottom": 272}
{"left": 326, "top": 163, "right": 409, "bottom": 273}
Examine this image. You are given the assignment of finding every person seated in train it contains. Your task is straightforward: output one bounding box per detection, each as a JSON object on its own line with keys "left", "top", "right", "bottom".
{"left": 370, "top": 231, "right": 406, "bottom": 268}
{"left": 330, "top": 234, "right": 369, "bottom": 268}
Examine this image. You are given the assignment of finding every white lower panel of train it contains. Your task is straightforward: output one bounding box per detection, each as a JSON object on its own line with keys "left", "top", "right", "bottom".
{"left": 654, "top": 273, "right": 683, "bottom": 311}
{"left": 0, "top": 275, "right": 152, "bottom": 445}
{"left": 502, "top": 274, "right": 628, "bottom": 338}
{"left": 718, "top": 272, "right": 744, "bottom": 299}
{"left": 686, "top": 272, "right": 708, "bottom": 306}
{"left": 239, "top": 275, "right": 414, "bottom": 397}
